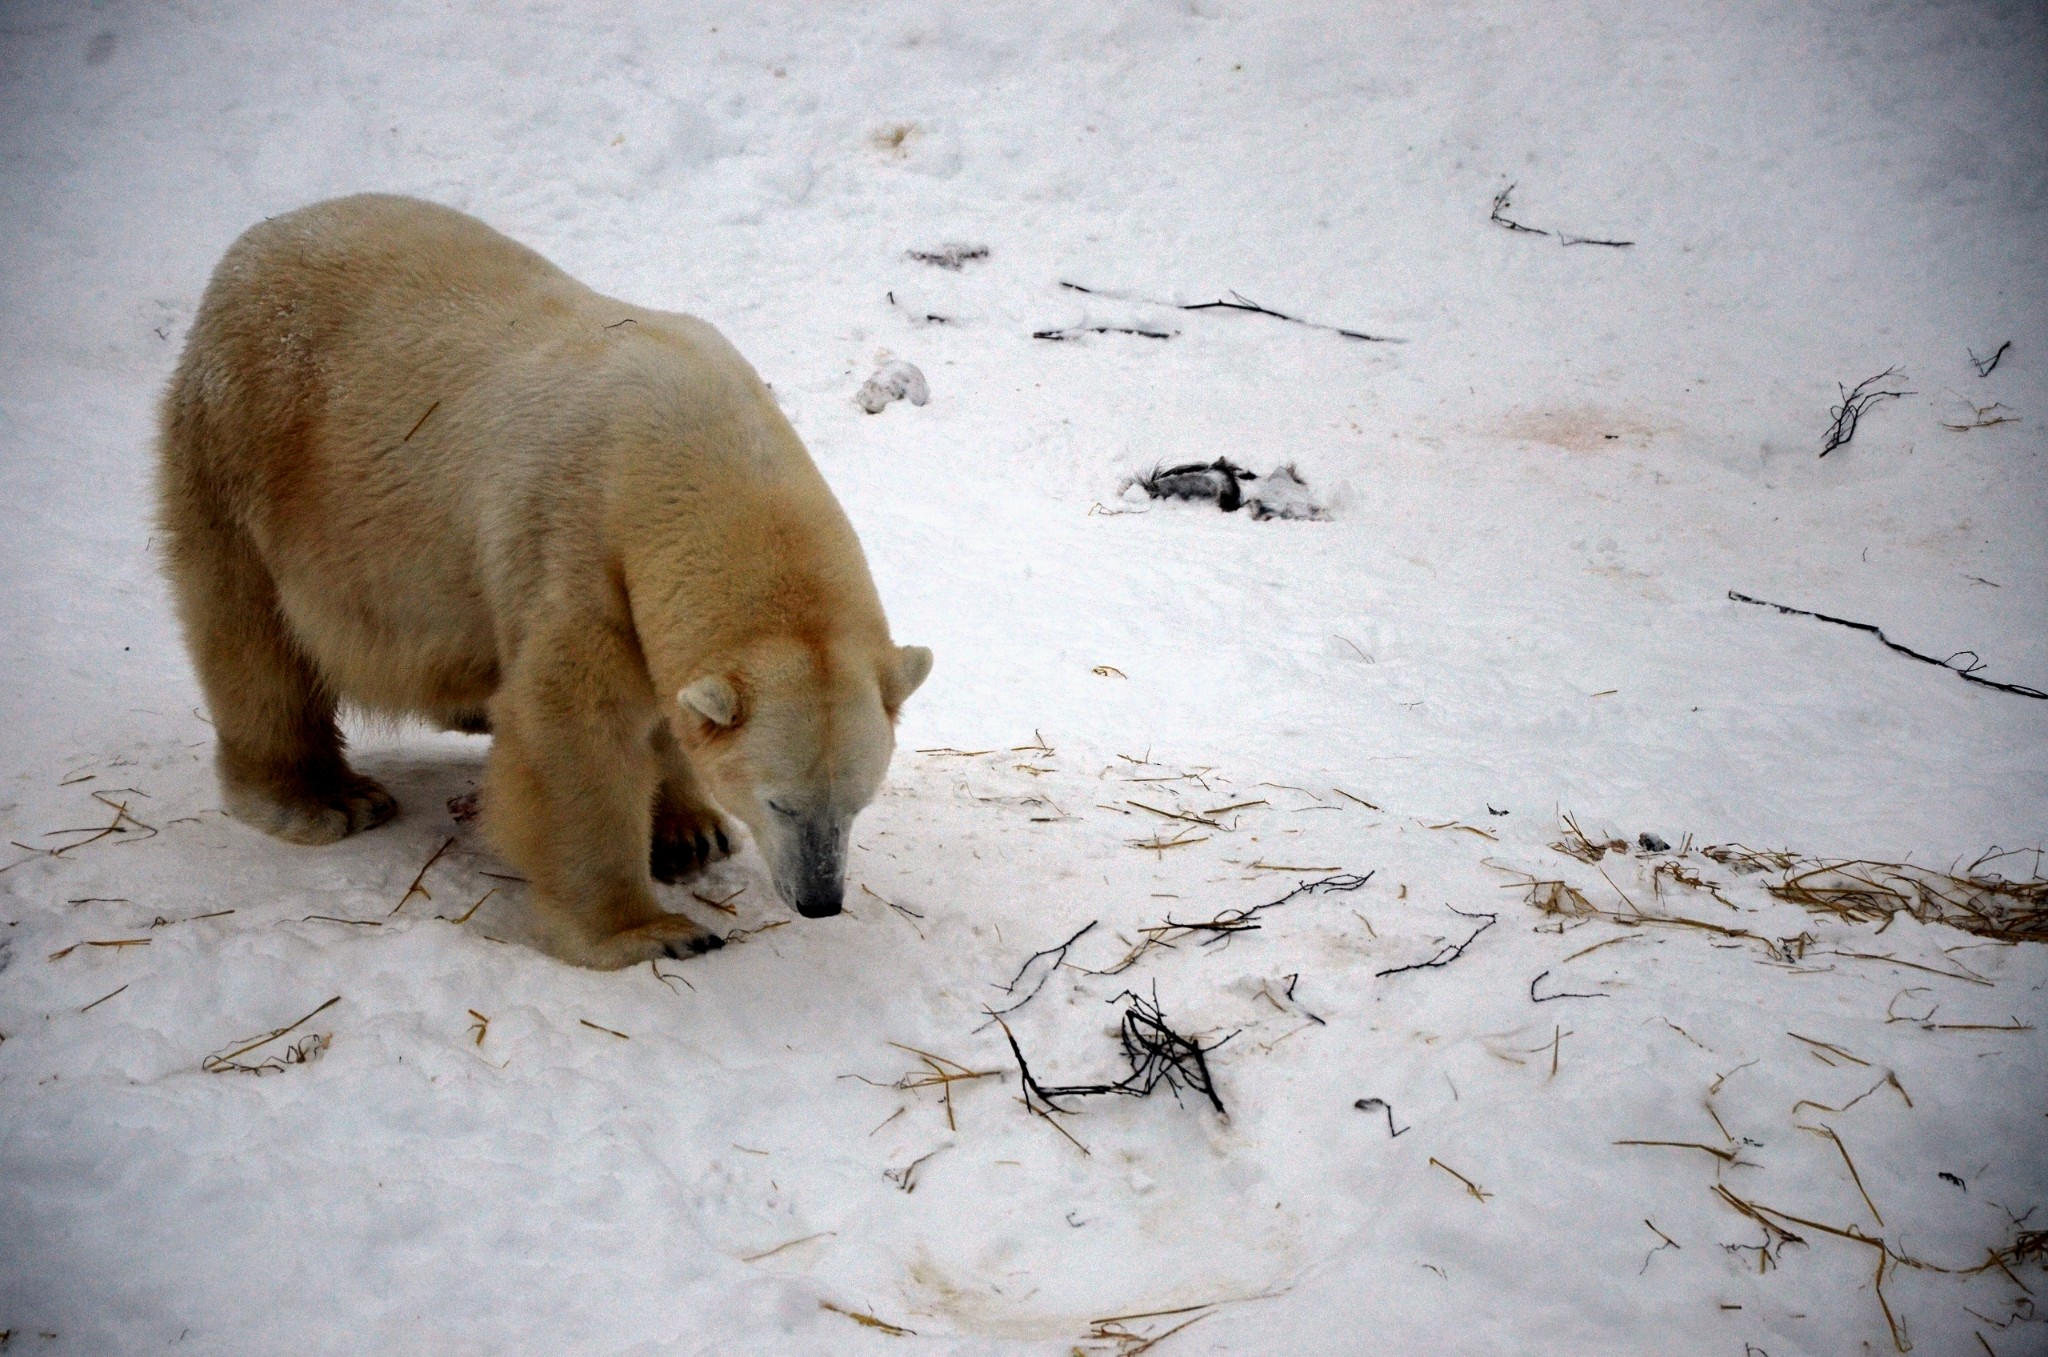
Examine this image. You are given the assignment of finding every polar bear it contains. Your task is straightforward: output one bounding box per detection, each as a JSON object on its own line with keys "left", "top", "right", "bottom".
{"left": 157, "top": 194, "right": 931, "bottom": 968}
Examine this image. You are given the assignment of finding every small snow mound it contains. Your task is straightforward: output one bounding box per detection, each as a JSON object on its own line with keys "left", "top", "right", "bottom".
{"left": 857, "top": 360, "right": 929, "bottom": 414}
{"left": 1246, "top": 464, "right": 1326, "bottom": 520}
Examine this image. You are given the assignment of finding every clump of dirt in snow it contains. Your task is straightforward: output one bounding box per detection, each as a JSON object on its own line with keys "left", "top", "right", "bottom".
{"left": 1126, "top": 458, "right": 1326, "bottom": 520}
{"left": 1138, "top": 458, "right": 1255, "bottom": 510}
{"left": 906, "top": 242, "right": 987, "bottom": 270}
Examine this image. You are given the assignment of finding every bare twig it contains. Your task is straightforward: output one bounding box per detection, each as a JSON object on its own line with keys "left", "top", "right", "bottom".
{"left": 1429, "top": 1157, "right": 1492, "bottom": 1202}
{"left": 1376, "top": 906, "right": 1496, "bottom": 978}
{"left": 723, "top": 919, "right": 789, "bottom": 945}
{"left": 742, "top": 1231, "right": 835, "bottom": 1263}
{"left": 1354, "top": 1097, "right": 1409, "bottom": 1137}
{"left": 978, "top": 920, "right": 1098, "bottom": 1026}
{"left": 1792, "top": 1069, "right": 1912, "bottom": 1117}
{"left": 1615, "top": 1138, "right": 1738, "bottom": 1163}
{"left": 1969, "top": 341, "right": 2011, "bottom": 378}
{"left": 48, "top": 937, "right": 151, "bottom": 960}
{"left": 1640, "top": 1219, "right": 1682, "bottom": 1274}
{"left": 1730, "top": 591, "right": 2046, "bottom": 700}
{"left": 870, "top": 883, "right": 929, "bottom": 921}
{"left": 202, "top": 995, "right": 341, "bottom": 1073}
{"left": 651, "top": 961, "right": 696, "bottom": 994}
{"left": 819, "top": 1301, "right": 915, "bottom": 1337}
{"left": 1710, "top": 1187, "right": 1913, "bottom": 1350}
{"left": 879, "top": 1043, "right": 999, "bottom": 1132}
{"left": 1088, "top": 873, "right": 1372, "bottom": 977}
{"left": 1788, "top": 1031, "right": 1870, "bottom": 1067}
{"left": 1016, "top": 1093, "right": 1092, "bottom": 1156}
{"left": 1490, "top": 184, "right": 1634, "bottom": 246}
{"left": 1940, "top": 398, "right": 2019, "bottom": 432}
{"left": 393, "top": 837, "right": 457, "bottom": 914}
{"left": 1819, "top": 366, "right": 1912, "bottom": 457}
{"left": 1033, "top": 323, "right": 1174, "bottom": 342}
{"left": 1490, "top": 184, "right": 1549, "bottom": 236}
{"left": 1055, "top": 280, "right": 1401, "bottom": 342}
{"left": 80, "top": 983, "right": 129, "bottom": 1013}
{"left": 402, "top": 400, "right": 440, "bottom": 442}
{"left": 446, "top": 888, "right": 496, "bottom": 925}
{"left": 692, "top": 886, "right": 746, "bottom": 915}
{"left": 995, "top": 988, "right": 1232, "bottom": 1118}
{"left": 885, "top": 1147, "right": 944, "bottom": 1193}
{"left": 1086, "top": 1310, "right": 1212, "bottom": 1355}
{"left": 1800, "top": 1123, "right": 1884, "bottom": 1227}
{"left": 43, "top": 790, "right": 158, "bottom": 857}
{"left": 1819, "top": 948, "right": 1992, "bottom": 986}
{"left": 1530, "top": 968, "right": 1609, "bottom": 1003}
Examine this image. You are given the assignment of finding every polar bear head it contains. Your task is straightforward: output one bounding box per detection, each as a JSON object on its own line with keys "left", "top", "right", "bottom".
{"left": 676, "top": 639, "right": 931, "bottom": 918}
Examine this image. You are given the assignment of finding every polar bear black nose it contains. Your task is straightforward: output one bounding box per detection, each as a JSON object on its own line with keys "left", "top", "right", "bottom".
{"left": 785, "top": 817, "right": 845, "bottom": 918}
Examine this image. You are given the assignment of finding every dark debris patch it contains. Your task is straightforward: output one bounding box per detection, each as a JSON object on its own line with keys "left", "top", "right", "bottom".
{"left": 999, "top": 986, "right": 1233, "bottom": 1118}
{"left": 1129, "top": 458, "right": 1326, "bottom": 520}
{"left": 907, "top": 243, "right": 988, "bottom": 270}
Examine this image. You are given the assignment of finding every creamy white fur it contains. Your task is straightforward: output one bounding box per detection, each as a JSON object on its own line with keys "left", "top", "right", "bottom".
{"left": 158, "top": 194, "right": 930, "bottom": 967}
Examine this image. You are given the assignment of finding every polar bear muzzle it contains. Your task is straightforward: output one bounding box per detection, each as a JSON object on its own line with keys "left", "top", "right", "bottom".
{"left": 780, "top": 813, "right": 848, "bottom": 919}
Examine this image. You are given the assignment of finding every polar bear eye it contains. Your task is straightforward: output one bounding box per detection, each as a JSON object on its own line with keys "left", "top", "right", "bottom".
{"left": 767, "top": 799, "right": 800, "bottom": 820}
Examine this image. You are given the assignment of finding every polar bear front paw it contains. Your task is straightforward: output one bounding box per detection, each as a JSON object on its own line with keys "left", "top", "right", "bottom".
{"left": 226, "top": 772, "right": 398, "bottom": 845}
{"left": 574, "top": 913, "right": 727, "bottom": 969}
{"left": 650, "top": 806, "right": 734, "bottom": 883}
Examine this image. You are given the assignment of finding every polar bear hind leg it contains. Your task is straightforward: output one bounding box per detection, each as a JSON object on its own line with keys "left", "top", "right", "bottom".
{"left": 158, "top": 476, "right": 396, "bottom": 845}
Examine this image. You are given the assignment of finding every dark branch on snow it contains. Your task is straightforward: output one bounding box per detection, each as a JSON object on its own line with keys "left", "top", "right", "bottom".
{"left": 1969, "top": 341, "right": 2012, "bottom": 378}
{"left": 1490, "top": 184, "right": 1549, "bottom": 236}
{"left": 1032, "top": 324, "right": 1174, "bottom": 341}
{"left": 1281, "top": 971, "right": 1326, "bottom": 1025}
{"left": 1374, "top": 906, "right": 1498, "bottom": 978}
{"left": 1179, "top": 290, "right": 1400, "bottom": 341}
{"left": 997, "top": 986, "right": 1232, "bottom": 1117}
{"left": 1531, "top": 968, "right": 1610, "bottom": 1003}
{"left": 1728, "top": 590, "right": 2047, "bottom": 700}
{"left": 887, "top": 290, "right": 953, "bottom": 326}
{"left": 1085, "top": 872, "right": 1375, "bottom": 976}
{"left": 907, "top": 243, "right": 988, "bottom": 271}
{"left": 976, "top": 920, "right": 1099, "bottom": 1027}
{"left": 1353, "top": 1096, "right": 1410, "bottom": 1137}
{"left": 1053, "top": 281, "right": 1401, "bottom": 343}
{"left": 1819, "top": 366, "right": 1912, "bottom": 457}
{"left": 1492, "top": 184, "right": 1634, "bottom": 247}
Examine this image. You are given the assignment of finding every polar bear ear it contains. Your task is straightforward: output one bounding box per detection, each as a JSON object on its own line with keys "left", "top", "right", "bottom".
{"left": 882, "top": 645, "right": 933, "bottom": 713}
{"left": 678, "top": 675, "right": 740, "bottom": 727}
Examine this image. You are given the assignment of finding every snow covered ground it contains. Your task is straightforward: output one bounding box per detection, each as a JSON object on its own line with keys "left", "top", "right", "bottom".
{"left": 3, "top": 2, "right": 2045, "bottom": 1353}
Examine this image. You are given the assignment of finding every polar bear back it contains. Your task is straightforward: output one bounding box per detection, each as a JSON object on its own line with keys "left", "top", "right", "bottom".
{"left": 164, "top": 193, "right": 880, "bottom": 714}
